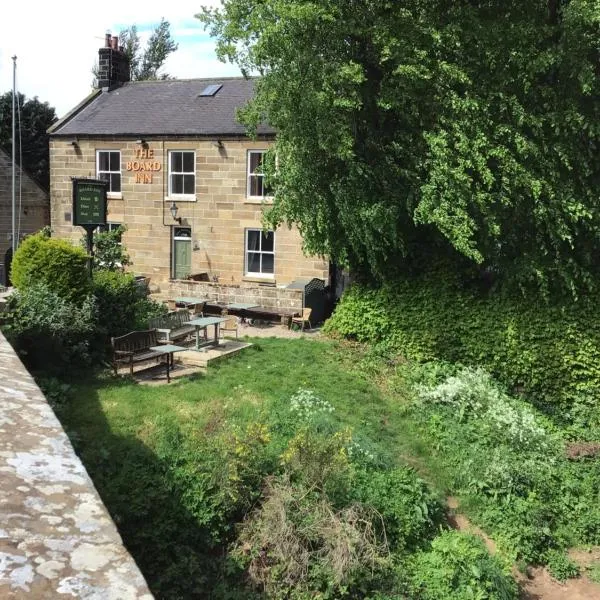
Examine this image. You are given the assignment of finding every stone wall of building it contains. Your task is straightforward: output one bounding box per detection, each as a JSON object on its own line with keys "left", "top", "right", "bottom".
{"left": 0, "top": 150, "right": 49, "bottom": 283}
{"left": 166, "top": 278, "right": 305, "bottom": 311}
{"left": 0, "top": 331, "right": 152, "bottom": 598}
{"left": 50, "top": 137, "right": 328, "bottom": 292}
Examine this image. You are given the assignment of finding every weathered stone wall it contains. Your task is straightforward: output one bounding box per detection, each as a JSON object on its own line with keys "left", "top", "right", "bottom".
{"left": 0, "top": 331, "right": 152, "bottom": 599}
{"left": 167, "top": 278, "right": 305, "bottom": 310}
{"left": 49, "top": 137, "right": 328, "bottom": 291}
{"left": 0, "top": 149, "right": 49, "bottom": 281}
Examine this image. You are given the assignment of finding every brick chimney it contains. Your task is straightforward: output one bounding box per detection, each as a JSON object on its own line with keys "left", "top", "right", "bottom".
{"left": 97, "top": 33, "right": 130, "bottom": 89}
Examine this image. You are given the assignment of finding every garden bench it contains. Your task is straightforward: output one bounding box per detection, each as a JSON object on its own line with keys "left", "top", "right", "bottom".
{"left": 148, "top": 310, "right": 197, "bottom": 344}
{"left": 111, "top": 329, "right": 163, "bottom": 376}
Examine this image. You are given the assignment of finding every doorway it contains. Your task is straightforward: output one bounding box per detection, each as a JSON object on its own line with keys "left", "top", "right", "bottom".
{"left": 172, "top": 227, "right": 191, "bottom": 280}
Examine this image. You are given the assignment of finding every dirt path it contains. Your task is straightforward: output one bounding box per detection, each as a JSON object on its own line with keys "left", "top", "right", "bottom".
{"left": 447, "top": 498, "right": 600, "bottom": 600}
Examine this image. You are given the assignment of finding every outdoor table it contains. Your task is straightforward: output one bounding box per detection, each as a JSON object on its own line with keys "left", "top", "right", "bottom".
{"left": 226, "top": 302, "right": 259, "bottom": 310}
{"left": 226, "top": 302, "right": 259, "bottom": 323}
{"left": 174, "top": 297, "right": 210, "bottom": 310}
{"left": 149, "top": 344, "right": 187, "bottom": 383}
{"left": 188, "top": 317, "right": 228, "bottom": 351}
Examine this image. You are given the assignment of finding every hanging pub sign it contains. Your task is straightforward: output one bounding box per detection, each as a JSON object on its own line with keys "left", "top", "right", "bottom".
{"left": 72, "top": 178, "right": 108, "bottom": 277}
{"left": 72, "top": 178, "right": 107, "bottom": 226}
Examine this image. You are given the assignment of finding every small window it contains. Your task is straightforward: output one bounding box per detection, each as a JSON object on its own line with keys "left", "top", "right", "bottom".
{"left": 96, "top": 150, "right": 121, "bottom": 193}
{"left": 245, "top": 229, "right": 275, "bottom": 276}
{"left": 199, "top": 83, "right": 223, "bottom": 97}
{"left": 169, "top": 151, "right": 195, "bottom": 197}
{"left": 97, "top": 222, "right": 123, "bottom": 242}
{"left": 247, "top": 150, "right": 271, "bottom": 199}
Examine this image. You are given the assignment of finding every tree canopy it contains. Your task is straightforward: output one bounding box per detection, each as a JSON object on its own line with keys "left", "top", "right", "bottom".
{"left": 117, "top": 18, "right": 178, "bottom": 81}
{"left": 0, "top": 92, "right": 56, "bottom": 191}
{"left": 200, "top": 1, "right": 600, "bottom": 297}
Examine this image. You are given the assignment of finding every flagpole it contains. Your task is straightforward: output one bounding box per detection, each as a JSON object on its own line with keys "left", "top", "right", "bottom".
{"left": 12, "top": 55, "right": 17, "bottom": 254}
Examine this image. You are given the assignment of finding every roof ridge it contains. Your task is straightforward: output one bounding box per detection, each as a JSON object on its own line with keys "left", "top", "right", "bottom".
{"left": 122, "top": 76, "right": 255, "bottom": 85}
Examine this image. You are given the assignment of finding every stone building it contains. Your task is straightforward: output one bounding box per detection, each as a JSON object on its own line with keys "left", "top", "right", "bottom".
{"left": 48, "top": 36, "right": 329, "bottom": 307}
{"left": 0, "top": 148, "right": 49, "bottom": 286}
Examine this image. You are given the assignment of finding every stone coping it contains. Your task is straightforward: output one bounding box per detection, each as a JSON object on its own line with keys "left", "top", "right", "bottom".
{"left": 0, "top": 331, "right": 153, "bottom": 599}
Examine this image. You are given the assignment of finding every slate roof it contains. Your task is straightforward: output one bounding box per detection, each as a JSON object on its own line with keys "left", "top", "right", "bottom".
{"left": 50, "top": 77, "right": 274, "bottom": 137}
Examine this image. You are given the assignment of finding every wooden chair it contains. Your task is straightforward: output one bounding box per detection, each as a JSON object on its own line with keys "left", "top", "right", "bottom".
{"left": 220, "top": 309, "right": 238, "bottom": 338}
{"left": 192, "top": 301, "right": 206, "bottom": 316}
{"left": 291, "top": 308, "right": 312, "bottom": 331}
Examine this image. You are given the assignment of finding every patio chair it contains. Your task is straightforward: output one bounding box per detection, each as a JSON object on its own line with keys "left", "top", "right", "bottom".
{"left": 220, "top": 313, "right": 239, "bottom": 339}
{"left": 291, "top": 308, "right": 312, "bottom": 331}
{"left": 192, "top": 301, "right": 206, "bottom": 316}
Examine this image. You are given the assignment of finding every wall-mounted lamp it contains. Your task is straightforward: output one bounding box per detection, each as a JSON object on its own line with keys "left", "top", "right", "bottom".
{"left": 170, "top": 201, "right": 182, "bottom": 224}
{"left": 135, "top": 139, "right": 146, "bottom": 145}
{"left": 70, "top": 140, "right": 79, "bottom": 148}
{"left": 212, "top": 140, "right": 224, "bottom": 150}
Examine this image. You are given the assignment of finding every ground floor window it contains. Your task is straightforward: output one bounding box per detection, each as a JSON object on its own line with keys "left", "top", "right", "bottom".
{"left": 245, "top": 229, "right": 274, "bottom": 276}
{"left": 172, "top": 226, "right": 192, "bottom": 280}
{"left": 97, "top": 222, "right": 123, "bottom": 239}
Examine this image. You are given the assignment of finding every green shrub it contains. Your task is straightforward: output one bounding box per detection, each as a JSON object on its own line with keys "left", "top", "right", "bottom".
{"left": 11, "top": 232, "right": 90, "bottom": 303}
{"left": 82, "top": 225, "right": 131, "bottom": 271}
{"left": 352, "top": 467, "right": 444, "bottom": 552}
{"left": 546, "top": 549, "right": 580, "bottom": 581}
{"left": 2, "top": 283, "right": 96, "bottom": 372}
{"left": 408, "top": 531, "right": 518, "bottom": 600}
{"left": 406, "top": 364, "right": 600, "bottom": 564}
{"left": 92, "top": 270, "right": 166, "bottom": 341}
{"left": 325, "top": 272, "right": 600, "bottom": 415}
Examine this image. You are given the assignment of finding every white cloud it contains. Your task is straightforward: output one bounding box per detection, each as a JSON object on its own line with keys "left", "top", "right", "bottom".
{"left": 0, "top": 0, "right": 238, "bottom": 117}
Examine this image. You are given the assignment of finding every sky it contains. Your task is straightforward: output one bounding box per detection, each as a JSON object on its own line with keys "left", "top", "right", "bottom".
{"left": 0, "top": 1, "right": 241, "bottom": 118}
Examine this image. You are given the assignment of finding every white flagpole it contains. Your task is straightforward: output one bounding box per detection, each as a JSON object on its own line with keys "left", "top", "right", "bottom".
{"left": 11, "top": 55, "right": 17, "bottom": 254}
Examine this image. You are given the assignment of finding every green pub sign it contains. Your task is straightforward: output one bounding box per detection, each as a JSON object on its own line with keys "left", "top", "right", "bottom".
{"left": 72, "top": 178, "right": 107, "bottom": 226}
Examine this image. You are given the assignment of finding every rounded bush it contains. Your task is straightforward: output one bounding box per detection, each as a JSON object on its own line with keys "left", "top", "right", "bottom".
{"left": 11, "top": 232, "right": 89, "bottom": 303}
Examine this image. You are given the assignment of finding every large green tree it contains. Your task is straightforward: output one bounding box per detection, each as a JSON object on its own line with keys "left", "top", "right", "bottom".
{"left": 0, "top": 92, "right": 56, "bottom": 190}
{"left": 200, "top": 1, "right": 600, "bottom": 296}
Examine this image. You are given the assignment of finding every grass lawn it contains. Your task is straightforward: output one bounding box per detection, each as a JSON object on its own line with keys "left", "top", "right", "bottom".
{"left": 59, "top": 337, "right": 423, "bottom": 598}
{"left": 57, "top": 336, "right": 600, "bottom": 598}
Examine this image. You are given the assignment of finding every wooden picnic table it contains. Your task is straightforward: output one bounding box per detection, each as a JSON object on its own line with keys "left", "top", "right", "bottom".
{"left": 148, "top": 344, "right": 187, "bottom": 383}
{"left": 188, "top": 317, "right": 228, "bottom": 350}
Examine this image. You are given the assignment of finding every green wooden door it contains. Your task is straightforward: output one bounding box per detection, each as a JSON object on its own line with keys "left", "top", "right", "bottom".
{"left": 173, "top": 239, "right": 191, "bottom": 279}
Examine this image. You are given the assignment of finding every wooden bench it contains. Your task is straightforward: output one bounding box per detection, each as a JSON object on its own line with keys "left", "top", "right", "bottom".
{"left": 148, "top": 310, "right": 197, "bottom": 344}
{"left": 111, "top": 329, "right": 163, "bottom": 376}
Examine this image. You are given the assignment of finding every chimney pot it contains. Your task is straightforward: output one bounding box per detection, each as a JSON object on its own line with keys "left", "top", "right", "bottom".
{"left": 96, "top": 37, "right": 130, "bottom": 89}
{"left": 105, "top": 33, "right": 111, "bottom": 48}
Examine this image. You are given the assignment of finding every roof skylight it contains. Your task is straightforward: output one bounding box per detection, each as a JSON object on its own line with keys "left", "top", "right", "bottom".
{"left": 199, "top": 84, "right": 223, "bottom": 97}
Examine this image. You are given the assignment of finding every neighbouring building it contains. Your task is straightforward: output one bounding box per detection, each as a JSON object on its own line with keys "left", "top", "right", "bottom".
{"left": 48, "top": 35, "right": 329, "bottom": 310}
{"left": 0, "top": 148, "right": 49, "bottom": 286}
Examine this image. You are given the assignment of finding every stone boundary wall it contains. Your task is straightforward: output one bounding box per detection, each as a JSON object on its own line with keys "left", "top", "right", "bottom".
{"left": 166, "top": 279, "right": 304, "bottom": 311}
{"left": 0, "top": 331, "right": 153, "bottom": 599}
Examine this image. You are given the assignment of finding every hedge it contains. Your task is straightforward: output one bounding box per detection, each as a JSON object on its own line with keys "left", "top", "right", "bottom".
{"left": 324, "top": 270, "right": 600, "bottom": 415}
{"left": 11, "top": 232, "right": 89, "bottom": 304}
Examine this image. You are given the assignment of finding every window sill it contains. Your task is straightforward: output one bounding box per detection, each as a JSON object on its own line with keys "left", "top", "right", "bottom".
{"left": 244, "top": 197, "right": 273, "bottom": 205}
{"left": 243, "top": 276, "right": 276, "bottom": 285}
{"left": 107, "top": 192, "right": 123, "bottom": 200}
{"left": 164, "top": 196, "right": 196, "bottom": 202}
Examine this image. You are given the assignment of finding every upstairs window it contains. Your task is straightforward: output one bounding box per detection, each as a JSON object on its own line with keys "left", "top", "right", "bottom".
{"left": 169, "top": 151, "right": 195, "bottom": 197}
{"left": 245, "top": 229, "right": 275, "bottom": 276}
{"left": 96, "top": 150, "right": 121, "bottom": 193}
{"left": 247, "top": 150, "right": 271, "bottom": 199}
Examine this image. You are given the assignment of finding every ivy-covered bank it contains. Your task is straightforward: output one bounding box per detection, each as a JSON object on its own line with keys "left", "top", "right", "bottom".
{"left": 325, "top": 270, "right": 600, "bottom": 418}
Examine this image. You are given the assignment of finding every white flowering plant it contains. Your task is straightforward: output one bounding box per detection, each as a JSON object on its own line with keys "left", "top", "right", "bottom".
{"left": 289, "top": 388, "right": 335, "bottom": 422}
